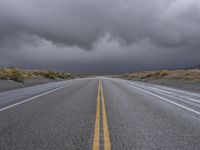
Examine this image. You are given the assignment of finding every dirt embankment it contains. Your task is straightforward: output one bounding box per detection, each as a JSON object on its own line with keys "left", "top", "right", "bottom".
{"left": 119, "top": 69, "right": 200, "bottom": 92}
{"left": 0, "top": 67, "right": 75, "bottom": 92}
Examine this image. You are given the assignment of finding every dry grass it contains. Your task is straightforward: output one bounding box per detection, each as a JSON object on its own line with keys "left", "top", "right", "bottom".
{"left": 0, "top": 67, "right": 74, "bottom": 82}
{"left": 121, "top": 69, "right": 200, "bottom": 82}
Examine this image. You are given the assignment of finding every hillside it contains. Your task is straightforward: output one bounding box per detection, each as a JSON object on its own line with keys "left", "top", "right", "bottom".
{"left": 0, "top": 67, "right": 74, "bottom": 82}
{"left": 119, "top": 69, "right": 200, "bottom": 92}
{"left": 121, "top": 69, "right": 200, "bottom": 82}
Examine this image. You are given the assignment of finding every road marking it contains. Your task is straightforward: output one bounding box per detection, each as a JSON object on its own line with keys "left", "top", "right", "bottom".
{"left": 100, "top": 81, "right": 111, "bottom": 150}
{"left": 93, "top": 81, "right": 101, "bottom": 150}
{"left": 121, "top": 81, "right": 200, "bottom": 115}
{"left": 0, "top": 82, "right": 74, "bottom": 112}
{"left": 93, "top": 80, "right": 111, "bottom": 150}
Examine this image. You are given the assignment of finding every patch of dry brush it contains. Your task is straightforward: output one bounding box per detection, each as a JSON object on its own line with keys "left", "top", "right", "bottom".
{"left": 121, "top": 69, "right": 200, "bottom": 82}
{"left": 0, "top": 67, "right": 74, "bottom": 82}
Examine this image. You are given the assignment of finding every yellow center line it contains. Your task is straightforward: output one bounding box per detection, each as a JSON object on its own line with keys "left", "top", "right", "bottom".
{"left": 93, "top": 80, "right": 111, "bottom": 150}
{"left": 100, "top": 81, "right": 111, "bottom": 150}
{"left": 93, "top": 81, "right": 101, "bottom": 150}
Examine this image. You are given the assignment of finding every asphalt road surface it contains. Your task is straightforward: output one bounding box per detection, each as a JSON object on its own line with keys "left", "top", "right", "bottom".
{"left": 0, "top": 77, "right": 200, "bottom": 150}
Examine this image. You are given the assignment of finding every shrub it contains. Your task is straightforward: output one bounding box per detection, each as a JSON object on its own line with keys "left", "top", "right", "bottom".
{"left": 0, "top": 68, "right": 24, "bottom": 82}
{"left": 0, "top": 67, "right": 74, "bottom": 81}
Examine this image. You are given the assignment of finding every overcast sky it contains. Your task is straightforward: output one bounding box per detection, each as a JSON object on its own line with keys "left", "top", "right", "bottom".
{"left": 0, "top": 0, "right": 200, "bottom": 73}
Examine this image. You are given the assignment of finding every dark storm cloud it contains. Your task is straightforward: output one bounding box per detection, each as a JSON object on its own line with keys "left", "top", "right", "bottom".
{"left": 0, "top": 0, "right": 200, "bottom": 72}
{"left": 1, "top": 0, "right": 200, "bottom": 49}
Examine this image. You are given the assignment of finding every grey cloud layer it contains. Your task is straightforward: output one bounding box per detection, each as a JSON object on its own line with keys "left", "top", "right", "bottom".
{"left": 1, "top": 0, "right": 200, "bottom": 49}
{"left": 0, "top": 0, "right": 200, "bottom": 72}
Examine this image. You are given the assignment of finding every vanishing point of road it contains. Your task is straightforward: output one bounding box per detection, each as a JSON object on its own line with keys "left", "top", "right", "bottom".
{"left": 0, "top": 77, "right": 200, "bottom": 150}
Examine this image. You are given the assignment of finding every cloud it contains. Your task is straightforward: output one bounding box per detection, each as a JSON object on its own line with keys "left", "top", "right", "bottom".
{"left": 0, "top": 0, "right": 200, "bottom": 72}
{"left": 0, "top": 0, "right": 199, "bottom": 49}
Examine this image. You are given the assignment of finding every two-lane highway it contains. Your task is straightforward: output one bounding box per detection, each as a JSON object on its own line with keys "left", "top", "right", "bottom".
{"left": 0, "top": 77, "right": 200, "bottom": 150}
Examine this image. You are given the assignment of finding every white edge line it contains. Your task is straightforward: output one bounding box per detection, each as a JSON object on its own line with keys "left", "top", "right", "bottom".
{"left": 0, "top": 82, "right": 75, "bottom": 112}
{"left": 121, "top": 81, "right": 200, "bottom": 115}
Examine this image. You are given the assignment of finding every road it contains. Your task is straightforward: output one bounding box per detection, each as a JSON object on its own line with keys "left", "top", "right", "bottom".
{"left": 0, "top": 77, "right": 200, "bottom": 150}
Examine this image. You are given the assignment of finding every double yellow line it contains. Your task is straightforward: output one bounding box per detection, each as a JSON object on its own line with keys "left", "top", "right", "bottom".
{"left": 93, "top": 80, "right": 111, "bottom": 150}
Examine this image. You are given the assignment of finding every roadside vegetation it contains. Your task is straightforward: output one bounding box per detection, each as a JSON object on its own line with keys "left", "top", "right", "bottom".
{"left": 0, "top": 67, "right": 74, "bottom": 82}
{"left": 120, "top": 69, "right": 200, "bottom": 83}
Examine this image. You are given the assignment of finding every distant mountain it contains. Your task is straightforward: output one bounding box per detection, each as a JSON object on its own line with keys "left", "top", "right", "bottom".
{"left": 186, "top": 65, "right": 200, "bottom": 69}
